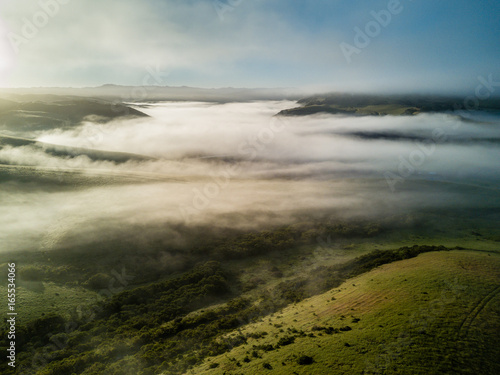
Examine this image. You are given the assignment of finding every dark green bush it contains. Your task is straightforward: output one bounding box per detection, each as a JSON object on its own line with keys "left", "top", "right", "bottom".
{"left": 298, "top": 355, "right": 314, "bottom": 365}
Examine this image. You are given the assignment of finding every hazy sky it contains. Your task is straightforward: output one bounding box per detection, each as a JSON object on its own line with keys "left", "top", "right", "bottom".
{"left": 0, "top": 0, "right": 499, "bottom": 92}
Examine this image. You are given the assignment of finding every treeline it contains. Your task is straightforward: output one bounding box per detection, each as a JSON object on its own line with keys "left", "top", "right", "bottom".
{"left": 1, "top": 244, "right": 450, "bottom": 375}
{"left": 8, "top": 220, "right": 384, "bottom": 288}
{"left": 276, "top": 245, "right": 449, "bottom": 303}
{"left": 199, "top": 221, "right": 381, "bottom": 260}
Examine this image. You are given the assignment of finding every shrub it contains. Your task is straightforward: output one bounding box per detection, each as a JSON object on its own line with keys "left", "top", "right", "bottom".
{"left": 256, "top": 344, "right": 275, "bottom": 352}
{"left": 83, "top": 273, "right": 113, "bottom": 290}
{"left": 19, "top": 266, "right": 45, "bottom": 281}
{"left": 298, "top": 355, "right": 314, "bottom": 365}
{"left": 277, "top": 335, "right": 295, "bottom": 347}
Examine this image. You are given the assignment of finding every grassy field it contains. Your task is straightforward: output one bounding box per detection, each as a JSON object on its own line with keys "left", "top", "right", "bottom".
{"left": 188, "top": 250, "right": 500, "bottom": 375}
{"left": 2, "top": 220, "right": 498, "bottom": 327}
{"left": 0, "top": 279, "right": 100, "bottom": 323}
{"left": 1, "top": 218, "right": 499, "bottom": 374}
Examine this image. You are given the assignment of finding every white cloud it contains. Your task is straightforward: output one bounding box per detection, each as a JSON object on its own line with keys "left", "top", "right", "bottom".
{"left": 0, "top": 0, "right": 347, "bottom": 87}
{"left": 1, "top": 101, "right": 499, "bottom": 253}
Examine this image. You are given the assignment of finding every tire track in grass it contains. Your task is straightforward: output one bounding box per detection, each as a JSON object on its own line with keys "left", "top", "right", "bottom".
{"left": 458, "top": 285, "right": 500, "bottom": 337}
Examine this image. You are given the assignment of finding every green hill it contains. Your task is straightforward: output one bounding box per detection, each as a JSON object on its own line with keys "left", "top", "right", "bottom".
{"left": 190, "top": 250, "right": 500, "bottom": 375}
{"left": 5, "top": 243, "right": 500, "bottom": 375}
{"left": 0, "top": 97, "right": 148, "bottom": 133}
{"left": 277, "top": 93, "right": 500, "bottom": 117}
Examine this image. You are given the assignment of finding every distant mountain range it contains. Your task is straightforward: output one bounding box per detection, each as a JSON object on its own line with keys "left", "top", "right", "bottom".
{"left": 0, "top": 85, "right": 301, "bottom": 103}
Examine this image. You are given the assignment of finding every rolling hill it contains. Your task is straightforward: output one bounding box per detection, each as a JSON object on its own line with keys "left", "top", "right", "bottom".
{"left": 189, "top": 250, "right": 500, "bottom": 375}
{"left": 0, "top": 97, "right": 148, "bottom": 133}
{"left": 277, "top": 93, "right": 500, "bottom": 117}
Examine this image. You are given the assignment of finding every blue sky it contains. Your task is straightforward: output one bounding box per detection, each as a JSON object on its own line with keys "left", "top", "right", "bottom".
{"left": 0, "top": 0, "right": 499, "bottom": 93}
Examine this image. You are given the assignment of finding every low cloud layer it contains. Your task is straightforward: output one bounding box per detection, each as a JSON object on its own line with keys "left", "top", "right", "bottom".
{"left": 36, "top": 101, "right": 500, "bottom": 178}
{"left": 1, "top": 101, "right": 499, "bottom": 253}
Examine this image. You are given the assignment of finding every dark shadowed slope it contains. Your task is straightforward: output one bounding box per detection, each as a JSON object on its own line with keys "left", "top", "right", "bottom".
{"left": 0, "top": 135, "right": 154, "bottom": 163}
{"left": 0, "top": 96, "right": 148, "bottom": 133}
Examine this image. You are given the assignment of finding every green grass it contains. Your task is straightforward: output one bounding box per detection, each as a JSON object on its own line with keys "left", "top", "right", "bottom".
{"left": 277, "top": 103, "right": 419, "bottom": 117}
{"left": 355, "top": 104, "right": 419, "bottom": 115}
{"left": 0, "top": 281, "right": 100, "bottom": 323}
{"left": 1, "top": 216, "right": 498, "bottom": 375}
{"left": 188, "top": 250, "right": 500, "bottom": 375}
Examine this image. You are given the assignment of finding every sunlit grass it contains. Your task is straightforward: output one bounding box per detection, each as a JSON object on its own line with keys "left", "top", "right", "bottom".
{"left": 189, "top": 250, "right": 500, "bottom": 375}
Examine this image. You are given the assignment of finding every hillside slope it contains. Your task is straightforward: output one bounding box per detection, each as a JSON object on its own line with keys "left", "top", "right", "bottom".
{"left": 189, "top": 250, "right": 500, "bottom": 375}
{"left": 0, "top": 135, "right": 163, "bottom": 186}
{"left": 0, "top": 97, "right": 148, "bottom": 133}
{"left": 277, "top": 93, "right": 500, "bottom": 117}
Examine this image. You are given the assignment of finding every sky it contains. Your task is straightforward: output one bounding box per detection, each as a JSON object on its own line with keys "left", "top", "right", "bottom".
{"left": 0, "top": 0, "right": 499, "bottom": 93}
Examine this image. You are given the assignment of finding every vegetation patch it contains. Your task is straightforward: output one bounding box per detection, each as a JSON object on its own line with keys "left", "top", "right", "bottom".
{"left": 0, "top": 245, "right": 454, "bottom": 374}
